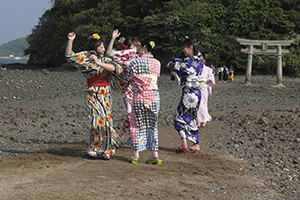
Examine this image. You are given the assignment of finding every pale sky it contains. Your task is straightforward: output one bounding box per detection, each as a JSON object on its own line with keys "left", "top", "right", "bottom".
{"left": 0, "top": 0, "right": 52, "bottom": 45}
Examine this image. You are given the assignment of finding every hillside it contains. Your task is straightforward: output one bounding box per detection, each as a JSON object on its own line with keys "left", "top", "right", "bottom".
{"left": 0, "top": 37, "right": 29, "bottom": 57}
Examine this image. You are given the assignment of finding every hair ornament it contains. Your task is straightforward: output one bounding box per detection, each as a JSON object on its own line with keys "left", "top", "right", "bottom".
{"left": 149, "top": 41, "right": 155, "bottom": 49}
{"left": 118, "top": 37, "right": 125, "bottom": 43}
{"left": 88, "top": 33, "right": 100, "bottom": 41}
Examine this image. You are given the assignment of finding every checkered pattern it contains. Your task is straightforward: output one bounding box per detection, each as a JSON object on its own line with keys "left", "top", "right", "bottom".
{"left": 126, "top": 54, "right": 161, "bottom": 152}
{"left": 129, "top": 58, "right": 150, "bottom": 74}
{"left": 127, "top": 91, "right": 160, "bottom": 152}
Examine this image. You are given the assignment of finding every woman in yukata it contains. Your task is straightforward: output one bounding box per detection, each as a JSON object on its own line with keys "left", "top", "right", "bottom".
{"left": 65, "top": 32, "right": 126, "bottom": 160}
{"left": 106, "top": 29, "right": 140, "bottom": 141}
{"left": 124, "top": 37, "right": 162, "bottom": 165}
{"left": 197, "top": 63, "right": 215, "bottom": 127}
{"left": 167, "top": 38, "right": 206, "bottom": 153}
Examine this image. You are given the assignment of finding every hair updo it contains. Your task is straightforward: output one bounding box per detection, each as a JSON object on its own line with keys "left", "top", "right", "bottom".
{"left": 88, "top": 34, "right": 104, "bottom": 52}
{"left": 124, "top": 36, "right": 139, "bottom": 49}
{"left": 182, "top": 38, "right": 199, "bottom": 56}
{"left": 140, "top": 37, "right": 156, "bottom": 53}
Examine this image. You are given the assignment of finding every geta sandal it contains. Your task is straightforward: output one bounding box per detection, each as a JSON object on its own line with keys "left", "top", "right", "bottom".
{"left": 128, "top": 156, "right": 139, "bottom": 164}
{"left": 145, "top": 158, "right": 162, "bottom": 165}
{"left": 102, "top": 153, "right": 111, "bottom": 160}
{"left": 86, "top": 151, "right": 97, "bottom": 159}
{"left": 175, "top": 146, "right": 188, "bottom": 153}
{"left": 187, "top": 147, "right": 200, "bottom": 153}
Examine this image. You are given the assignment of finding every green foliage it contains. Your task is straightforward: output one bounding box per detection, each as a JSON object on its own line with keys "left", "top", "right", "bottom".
{"left": 24, "top": 0, "right": 300, "bottom": 75}
{"left": 0, "top": 37, "right": 28, "bottom": 57}
{"left": 283, "top": 34, "right": 300, "bottom": 75}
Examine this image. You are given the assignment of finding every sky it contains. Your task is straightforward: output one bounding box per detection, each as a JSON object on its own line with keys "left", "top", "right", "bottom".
{"left": 0, "top": 0, "right": 52, "bottom": 45}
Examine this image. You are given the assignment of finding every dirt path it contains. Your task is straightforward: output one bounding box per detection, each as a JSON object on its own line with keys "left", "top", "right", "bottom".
{"left": 0, "top": 124, "right": 277, "bottom": 200}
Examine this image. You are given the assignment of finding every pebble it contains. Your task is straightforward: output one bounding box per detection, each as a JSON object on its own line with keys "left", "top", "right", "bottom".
{"left": 0, "top": 65, "right": 300, "bottom": 199}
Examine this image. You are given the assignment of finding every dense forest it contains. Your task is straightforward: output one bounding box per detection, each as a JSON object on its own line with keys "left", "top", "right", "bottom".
{"left": 24, "top": 0, "right": 300, "bottom": 75}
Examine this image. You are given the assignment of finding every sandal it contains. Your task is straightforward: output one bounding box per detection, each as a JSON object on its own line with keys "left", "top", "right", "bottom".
{"left": 102, "top": 153, "right": 111, "bottom": 160}
{"left": 201, "top": 123, "right": 207, "bottom": 127}
{"left": 86, "top": 151, "right": 97, "bottom": 159}
{"left": 175, "top": 146, "right": 188, "bottom": 153}
{"left": 128, "top": 156, "right": 139, "bottom": 164}
{"left": 187, "top": 147, "right": 200, "bottom": 153}
{"left": 145, "top": 157, "right": 162, "bottom": 165}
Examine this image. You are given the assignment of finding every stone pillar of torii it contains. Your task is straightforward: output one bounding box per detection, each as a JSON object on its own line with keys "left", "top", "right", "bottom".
{"left": 237, "top": 38, "right": 294, "bottom": 87}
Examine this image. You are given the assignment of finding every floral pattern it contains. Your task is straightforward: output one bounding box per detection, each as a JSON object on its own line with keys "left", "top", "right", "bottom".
{"left": 107, "top": 49, "right": 140, "bottom": 138}
{"left": 65, "top": 51, "right": 124, "bottom": 155}
{"left": 183, "top": 92, "right": 198, "bottom": 108}
{"left": 168, "top": 56, "right": 204, "bottom": 144}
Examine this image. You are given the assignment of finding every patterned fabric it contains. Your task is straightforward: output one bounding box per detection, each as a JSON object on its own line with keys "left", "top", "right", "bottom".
{"left": 107, "top": 49, "right": 140, "bottom": 137}
{"left": 125, "top": 53, "right": 161, "bottom": 152}
{"left": 65, "top": 51, "right": 124, "bottom": 156}
{"left": 107, "top": 49, "right": 139, "bottom": 70}
{"left": 120, "top": 85, "right": 133, "bottom": 136}
{"left": 197, "top": 65, "right": 216, "bottom": 123}
{"left": 66, "top": 50, "right": 128, "bottom": 92}
{"left": 168, "top": 56, "right": 204, "bottom": 144}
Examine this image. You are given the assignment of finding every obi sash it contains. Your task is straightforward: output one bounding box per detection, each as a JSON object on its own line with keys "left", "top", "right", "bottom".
{"left": 87, "top": 76, "right": 109, "bottom": 87}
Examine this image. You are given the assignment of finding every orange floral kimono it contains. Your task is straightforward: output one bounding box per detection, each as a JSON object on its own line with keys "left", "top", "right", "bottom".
{"left": 65, "top": 51, "right": 126, "bottom": 156}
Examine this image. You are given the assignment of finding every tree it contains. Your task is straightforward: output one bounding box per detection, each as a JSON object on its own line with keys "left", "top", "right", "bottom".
{"left": 24, "top": 0, "right": 300, "bottom": 76}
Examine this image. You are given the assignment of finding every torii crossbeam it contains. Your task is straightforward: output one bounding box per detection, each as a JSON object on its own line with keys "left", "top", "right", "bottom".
{"left": 237, "top": 38, "right": 294, "bottom": 87}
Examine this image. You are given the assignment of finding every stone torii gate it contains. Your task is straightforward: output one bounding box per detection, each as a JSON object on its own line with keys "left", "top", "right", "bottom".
{"left": 237, "top": 38, "right": 294, "bottom": 87}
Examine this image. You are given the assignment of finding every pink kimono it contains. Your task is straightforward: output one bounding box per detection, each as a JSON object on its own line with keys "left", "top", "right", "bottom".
{"left": 197, "top": 65, "right": 215, "bottom": 124}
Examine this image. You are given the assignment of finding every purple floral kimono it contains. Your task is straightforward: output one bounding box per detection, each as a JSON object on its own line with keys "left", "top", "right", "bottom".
{"left": 169, "top": 56, "right": 205, "bottom": 144}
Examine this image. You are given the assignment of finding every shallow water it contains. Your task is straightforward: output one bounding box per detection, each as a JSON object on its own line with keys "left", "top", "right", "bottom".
{"left": 0, "top": 58, "right": 28, "bottom": 64}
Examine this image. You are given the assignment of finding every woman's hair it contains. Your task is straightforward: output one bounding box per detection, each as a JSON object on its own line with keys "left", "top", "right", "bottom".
{"left": 88, "top": 38, "right": 104, "bottom": 52}
{"left": 124, "top": 36, "right": 139, "bottom": 48}
{"left": 182, "top": 38, "right": 199, "bottom": 56}
{"left": 140, "top": 37, "right": 156, "bottom": 53}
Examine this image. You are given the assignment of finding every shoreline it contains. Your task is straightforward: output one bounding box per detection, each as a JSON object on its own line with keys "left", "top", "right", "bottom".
{"left": 0, "top": 56, "right": 29, "bottom": 60}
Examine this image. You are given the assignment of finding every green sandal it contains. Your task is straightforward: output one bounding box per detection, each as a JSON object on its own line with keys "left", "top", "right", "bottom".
{"left": 128, "top": 157, "right": 139, "bottom": 164}
{"left": 145, "top": 158, "right": 162, "bottom": 165}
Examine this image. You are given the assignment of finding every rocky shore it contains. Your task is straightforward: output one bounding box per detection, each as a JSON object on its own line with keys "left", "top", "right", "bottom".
{"left": 0, "top": 63, "right": 299, "bottom": 199}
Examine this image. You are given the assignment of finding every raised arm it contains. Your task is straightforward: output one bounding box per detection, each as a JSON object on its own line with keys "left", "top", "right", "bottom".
{"left": 89, "top": 54, "right": 115, "bottom": 72}
{"left": 107, "top": 29, "right": 121, "bottom": 54}
{"left": 65, "top": 32, "right": 76, "bottom": 54}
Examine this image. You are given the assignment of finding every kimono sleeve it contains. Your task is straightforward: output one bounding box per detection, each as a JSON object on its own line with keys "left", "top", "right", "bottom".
{"left": 106, "top": 49, "right": 138, "bottom": 68}
{"left": 124, "top": 59, "right": 135, "bottom": 84}
{"left": 65, "top": 51, "right": 99, "bottom": 72}
{"left": 105, "top": 57, "right": 128, "bottom": 92}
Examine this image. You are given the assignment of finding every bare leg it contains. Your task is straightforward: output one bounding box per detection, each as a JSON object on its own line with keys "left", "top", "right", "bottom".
{"left": 151, "top": 151, "right": 159, "bottom": 159}
{"left": 190, "top": 143, "right": 200, "bottom": 151}
{"left": 146, "top": 151, "right": 162, "bottom": 165}
{"left": 133, "top": 151, "right": 139, "bottom": 159}
{"left": 128, "top": 151, "right": 139, "bottom": 164}
{"left": 181, "top": 139, "right": 188, "bottom": 149}
{"left": 176, "top": 139, "right": 188, "bottom": 153}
